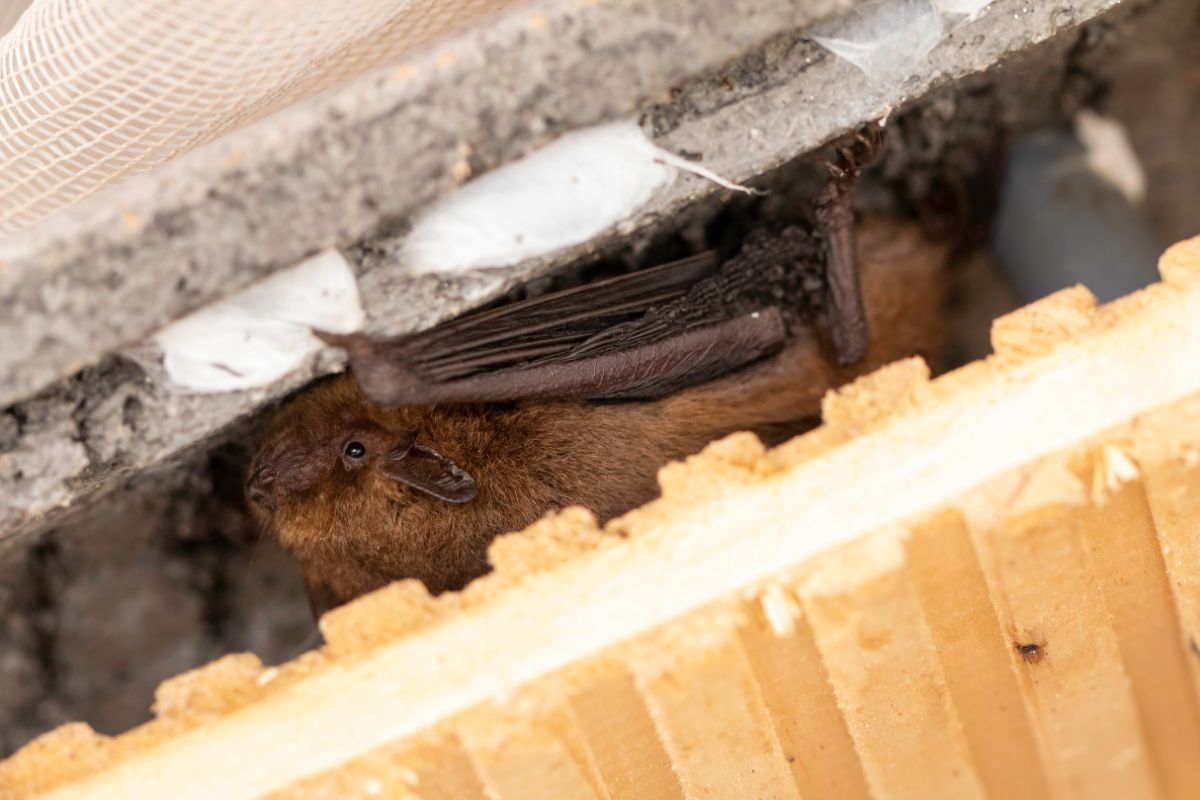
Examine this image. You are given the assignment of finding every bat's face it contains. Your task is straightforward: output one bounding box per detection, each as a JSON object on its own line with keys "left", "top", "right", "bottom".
{"left": 246, "top": 375, "right": 477, "bottom": 562}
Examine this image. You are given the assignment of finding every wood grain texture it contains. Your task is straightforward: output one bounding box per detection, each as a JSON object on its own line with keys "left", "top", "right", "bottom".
{"left": 738, "top": 589, "right": 873, "bottom": 799}
{"left": 904, "top": 510, "right": 1051, "bottom": 799}
{"left": 800, "top": 534, "right": 987, "bottom": 799}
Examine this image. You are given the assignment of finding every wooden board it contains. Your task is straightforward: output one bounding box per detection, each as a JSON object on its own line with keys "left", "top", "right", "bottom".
{"left": 5, "top": 236, "right": 1200, "bottom": 799}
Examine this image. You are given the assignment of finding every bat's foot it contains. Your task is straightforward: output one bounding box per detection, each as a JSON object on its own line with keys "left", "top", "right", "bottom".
{"left": 826, "top": 120, "right": 887, "bottom": 186}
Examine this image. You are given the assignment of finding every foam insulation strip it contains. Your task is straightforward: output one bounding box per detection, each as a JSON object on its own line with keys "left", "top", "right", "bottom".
{"left": 5, "top": 236, "right": 1200, "bottom": 799}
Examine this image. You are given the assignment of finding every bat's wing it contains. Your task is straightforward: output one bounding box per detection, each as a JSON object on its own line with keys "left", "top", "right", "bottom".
{"left": 322, "top": 251, "right": 788, "bottom": 406}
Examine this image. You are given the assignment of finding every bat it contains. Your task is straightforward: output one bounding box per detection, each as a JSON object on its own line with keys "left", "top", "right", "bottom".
{"left": 247, "top": 125, "right": 928, "bottom": 615}
{"left": 246, "top": 211, "right": 947, "bottom": 618}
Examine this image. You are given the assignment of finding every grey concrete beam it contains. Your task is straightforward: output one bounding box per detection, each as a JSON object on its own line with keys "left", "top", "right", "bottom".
{"left": 0, "top": 0, "right": 1129, "bottom": 547}
{"left": 0, "top": 0, "right": 856, "bottom": 409}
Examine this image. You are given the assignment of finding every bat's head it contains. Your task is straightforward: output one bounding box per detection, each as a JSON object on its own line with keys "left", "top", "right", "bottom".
{"left": 246, "top": 374, "right": 477, "bottom": 562}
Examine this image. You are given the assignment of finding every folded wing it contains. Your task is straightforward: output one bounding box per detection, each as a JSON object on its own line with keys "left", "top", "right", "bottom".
{"left": 323, "top": 249, "right": 791, "bottom": 406}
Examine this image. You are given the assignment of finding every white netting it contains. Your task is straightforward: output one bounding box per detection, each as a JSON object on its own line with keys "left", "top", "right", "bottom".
{"left": 0, "top": 0, "right": 517, "bottom": 236}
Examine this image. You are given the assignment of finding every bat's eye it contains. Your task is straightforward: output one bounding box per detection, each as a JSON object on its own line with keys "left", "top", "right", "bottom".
{"left": 343, "top": 440, "right": 367, "bottom": 459}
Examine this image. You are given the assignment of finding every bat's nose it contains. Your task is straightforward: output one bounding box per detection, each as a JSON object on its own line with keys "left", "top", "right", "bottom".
{"left": 246, "top": 465, "right": 278, "bottom": 511}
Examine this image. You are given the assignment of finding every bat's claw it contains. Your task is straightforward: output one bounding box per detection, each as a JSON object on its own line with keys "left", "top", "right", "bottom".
{"left": 829, "top": 121, "right": 886, "bottom": 176}
{"left": 313, "top": 328, "right": 356, "bottom": 348}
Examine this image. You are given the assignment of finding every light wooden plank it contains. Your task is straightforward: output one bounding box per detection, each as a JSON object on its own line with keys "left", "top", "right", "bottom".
{"left": 264, "top": 728, "right": 488, "bottom": 800}
{"left": 800, "top": 534, "right": 986, "bottom": 799}
{"left": 566, "top": 659, "right": 685, "bottom": 800}
{"left": 1079, "top": 444, "right": 1200, "bottom": 798}
{"left": 903, "top": 510, "right": 1052, "bottom": 799}
{"left": 457, "top": 699, "right": 608, "bottom": 800}
{"left": 968, "top": 456, "right": 1160, "bottom": 798}
{"left": 1136, "top": 394, "right": 1200, "bottom": 703}
{"left": 631, "top": 618, "right": 800, "bottom": 800}
{"left": 737, "top": 588, "right": 872, "bottom": 799}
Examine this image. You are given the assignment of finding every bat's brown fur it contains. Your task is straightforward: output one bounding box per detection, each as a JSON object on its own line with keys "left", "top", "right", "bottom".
{"left": 249, "top": 218, "right": 948, "bottom": 611}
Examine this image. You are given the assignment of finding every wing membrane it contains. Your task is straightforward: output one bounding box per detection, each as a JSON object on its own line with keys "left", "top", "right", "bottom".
{"left": 323, "top": 236, "right": 819, "bottom": 406}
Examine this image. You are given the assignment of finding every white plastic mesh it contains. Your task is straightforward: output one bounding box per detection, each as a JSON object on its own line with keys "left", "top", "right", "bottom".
{"left": 0, "top": 0, "right": 518, "bottom": 236}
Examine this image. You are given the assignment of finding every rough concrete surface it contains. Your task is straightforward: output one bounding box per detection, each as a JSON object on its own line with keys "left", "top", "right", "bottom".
{"left": 0, "top": 0, "right": 1132, "bottom": 547}
{"left": 0, "top": 464, "right": 312, "bottom": 758}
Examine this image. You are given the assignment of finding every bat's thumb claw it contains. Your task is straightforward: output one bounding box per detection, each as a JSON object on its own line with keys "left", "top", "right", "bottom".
{"left": 313, "top": 329, "right": 364, "bottom": 349}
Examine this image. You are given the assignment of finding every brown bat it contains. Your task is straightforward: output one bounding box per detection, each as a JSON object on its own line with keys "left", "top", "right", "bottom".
{"left": 246, "top": 212, "right": 947, "bottom": 617}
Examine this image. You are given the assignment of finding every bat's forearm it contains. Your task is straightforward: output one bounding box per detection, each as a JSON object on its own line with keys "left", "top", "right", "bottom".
{"left": 343, "top": 310, "right": 787, "bottom": 406}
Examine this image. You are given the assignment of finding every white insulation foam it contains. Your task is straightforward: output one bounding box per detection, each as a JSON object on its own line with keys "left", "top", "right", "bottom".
{"left": 402, "top": 121, "right": 756, "bottom": 275}
{"left": 153, "top": 249, "right": 364, "bottom": 392}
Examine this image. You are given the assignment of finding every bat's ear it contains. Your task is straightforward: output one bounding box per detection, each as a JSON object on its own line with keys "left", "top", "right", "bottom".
{"left": 383, "top": 439, "right": 478, "bottom": 504}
